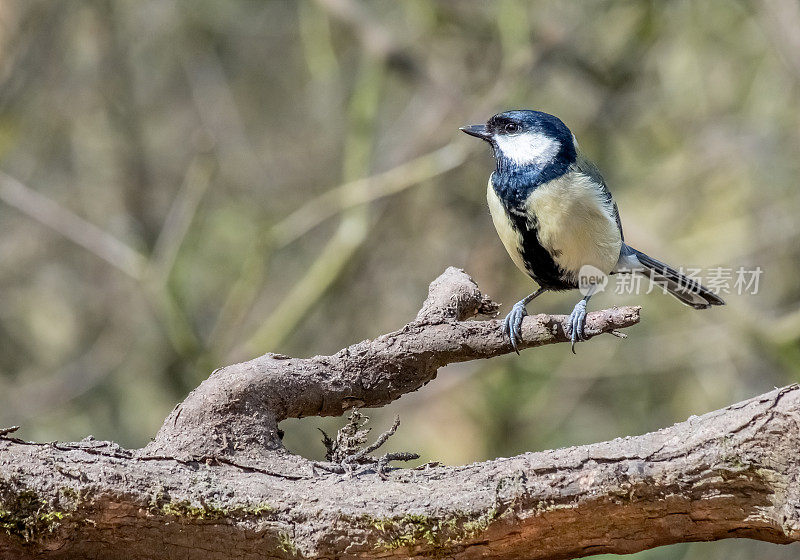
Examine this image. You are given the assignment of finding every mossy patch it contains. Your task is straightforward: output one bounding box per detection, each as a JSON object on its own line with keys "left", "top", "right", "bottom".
{"left": 0, "top": 489, "right": 71, "bottom": 543}
{"left": 362, "top": 509, "right": 498, "bottom": 554}
{"left": 278, "top": 531, "right": 303, "bottom": 558}
{"left": 148, "top": 489, "right": 274, "bottom": 522}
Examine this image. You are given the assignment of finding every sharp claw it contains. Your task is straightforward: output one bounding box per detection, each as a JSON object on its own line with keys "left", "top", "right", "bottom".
{"left": 503, "top": 304, "right": 526, "bottom": 355}
{"left": 578, "top": 308, "right": 587, "bottom": 341}
{"left": 503, "top": 294, "right": 543, "bottom": 355}
{"left": 570, "top": 319, "right": 578, "bottom": 354}
{"left": 565, "top": 299, "right": 589, "bottom": 354}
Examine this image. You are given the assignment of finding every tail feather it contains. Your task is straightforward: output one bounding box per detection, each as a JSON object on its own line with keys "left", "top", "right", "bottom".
{"left": 621, "top": 246, "right": 725, "bottom": 309}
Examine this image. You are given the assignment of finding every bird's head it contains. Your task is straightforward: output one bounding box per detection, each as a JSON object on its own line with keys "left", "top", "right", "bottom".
{"left": 460, "top": 110, "right": 576, "bottom": 169}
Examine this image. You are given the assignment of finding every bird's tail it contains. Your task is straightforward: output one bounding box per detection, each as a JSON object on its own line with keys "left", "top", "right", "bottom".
{"left": 619, "top": 246, "right": 725, "bottom": 309}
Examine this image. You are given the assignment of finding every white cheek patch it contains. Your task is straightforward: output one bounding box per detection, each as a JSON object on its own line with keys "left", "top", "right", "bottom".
{"left": 495, "top": 132, "right": 561, "bottom": 166}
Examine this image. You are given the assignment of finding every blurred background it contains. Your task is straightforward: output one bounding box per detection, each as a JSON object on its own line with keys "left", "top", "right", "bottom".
{"left": 1, "top": 1, "right": 799, "bottom": 558}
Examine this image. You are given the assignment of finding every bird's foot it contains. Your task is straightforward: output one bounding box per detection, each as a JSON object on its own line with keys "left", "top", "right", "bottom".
{"left": 502, "top": 300, "right": 529, "bottom": 354}
{"left": 565, "top": 299, "right": 588, "bottom": 354}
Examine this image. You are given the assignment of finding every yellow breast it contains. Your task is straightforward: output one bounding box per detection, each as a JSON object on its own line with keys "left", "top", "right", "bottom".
{"left": 486, "top": 181, "right": 529, "bottom": 276}
{"left": 525, "top": 171, "right": 622, "bottom": 279}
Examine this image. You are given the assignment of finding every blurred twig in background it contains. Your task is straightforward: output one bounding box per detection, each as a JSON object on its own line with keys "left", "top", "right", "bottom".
{"left": 0, "top": 171, "right": 146, "bottom": 278}
{"left": 270, "top": 142, "right": 468, "bottom": 248}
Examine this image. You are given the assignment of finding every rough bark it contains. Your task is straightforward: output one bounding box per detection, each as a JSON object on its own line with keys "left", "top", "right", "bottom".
{"left": 143, "top": 267, "right": 638, "bottom": 463}
{"left": 1, "top": 267, "right": 797, "bottom": 559}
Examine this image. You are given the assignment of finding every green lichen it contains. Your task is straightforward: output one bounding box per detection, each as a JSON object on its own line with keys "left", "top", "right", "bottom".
{"left": 366, "top": 509, "right": 499, "bottom": 554}
{"left": 250, "top": 504, "right": 275, "bottom": 515}
{"left": 0, "top": 490, "right": 70, "bottom": 543}
{"left": 59, "top": 487, "right": 80, "bottom": 501}
{"left": 149, "top": 492, "right": 274, "bottom": 521}
{"left": 160, "top": 500, "right": 225, "bottom": 519}
{"left": 278, "top": 531, "right": 302, "bottom": 558}
{"left": 461, "top": 507, "right": 497, "bottom": 537}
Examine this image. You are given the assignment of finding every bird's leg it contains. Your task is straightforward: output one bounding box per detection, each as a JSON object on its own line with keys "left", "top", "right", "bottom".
{"left": 565, "top": 293, "right": 593, "bottom": 354}
{"left": 502, "top": 287, "right": 547, "bottom": 354}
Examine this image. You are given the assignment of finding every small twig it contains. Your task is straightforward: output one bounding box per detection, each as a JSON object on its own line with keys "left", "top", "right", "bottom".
{"left": 348, "top": 415, "right": 400, "bottom": 462}
{"left": 374, "top": 452, "right": 420, "bottom": 480}
{"left": 318, "top": 428, "right": 336, "bottom": 461}
{"left": 0, "top": 426, "right": 20, "bottom": 437}
{"left": 313, "top": 413, "right": 418, "bottom": 477}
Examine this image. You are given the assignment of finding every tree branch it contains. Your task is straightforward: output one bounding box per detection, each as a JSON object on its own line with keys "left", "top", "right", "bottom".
{"left": 7, "top": 268, "right": 797, "bottom": 559}
{"left": 143, "top": 267, "right": 640, "bottom": 461}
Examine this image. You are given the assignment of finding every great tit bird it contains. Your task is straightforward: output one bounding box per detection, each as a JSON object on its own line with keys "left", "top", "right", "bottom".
{"left": 461, "top": 110, "right": 724, "bottom": 353}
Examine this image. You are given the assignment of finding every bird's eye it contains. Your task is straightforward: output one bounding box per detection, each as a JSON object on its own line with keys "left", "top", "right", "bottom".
{"left": 504, "top": 123, "right": 519, "bottom": 133}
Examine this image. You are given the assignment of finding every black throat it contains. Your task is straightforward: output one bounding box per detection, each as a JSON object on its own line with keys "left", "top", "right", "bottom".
{"left": 490, "top": 147, "right": 578, "bottom": 291}
{"left": 491, "top": 144, "right": 575, "bottom": 210}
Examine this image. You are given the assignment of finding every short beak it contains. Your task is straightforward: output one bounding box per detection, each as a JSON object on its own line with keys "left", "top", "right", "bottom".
{"left": 459, "top": 124, "right": 491, "bottom": 141}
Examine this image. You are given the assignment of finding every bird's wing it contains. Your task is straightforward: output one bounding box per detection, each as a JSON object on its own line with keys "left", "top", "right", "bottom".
{"left": 574, "top": 153, "right": 624, "bottom": 241}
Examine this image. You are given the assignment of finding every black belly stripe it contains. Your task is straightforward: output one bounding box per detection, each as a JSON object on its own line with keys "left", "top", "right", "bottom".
{"left": 507, "top": 211, "right": 577, "bottom": 291}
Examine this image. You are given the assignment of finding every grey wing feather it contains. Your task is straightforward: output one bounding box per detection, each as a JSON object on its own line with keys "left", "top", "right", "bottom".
{"left": 574, "top": 153, "right": 624, "bottom": 241}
